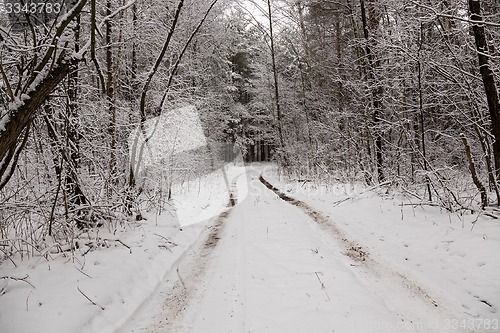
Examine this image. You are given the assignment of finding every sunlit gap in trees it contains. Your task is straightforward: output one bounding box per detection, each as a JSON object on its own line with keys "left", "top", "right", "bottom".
{"left": 225, "top": 0, "right": 293, "bottom": 33}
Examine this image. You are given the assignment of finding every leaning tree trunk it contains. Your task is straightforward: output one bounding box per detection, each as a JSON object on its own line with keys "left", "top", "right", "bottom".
{"left": 461, "top": 134, "right": 488, "bottom": 208}
{"left": 469, "top": 0, "right": 500, "bottom": 190}
{"left": 0, "top": 0, "right": 87, "bottom": 191}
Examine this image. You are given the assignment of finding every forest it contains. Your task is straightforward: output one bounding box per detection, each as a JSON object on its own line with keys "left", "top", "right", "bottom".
{"left": 0, "top": 0, "right": 499, "bottom": 258}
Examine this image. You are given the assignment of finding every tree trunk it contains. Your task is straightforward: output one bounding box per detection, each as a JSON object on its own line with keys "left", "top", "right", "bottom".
{"left": 66, "top": 14, "right": 88, "bottom": 227}
{"left": 0, "top": 61, "right": 75, "bottom": 189}
{"left": 267, "top": 0, "right": 286, "bottom": 157}
{"left": 417, "top": 23, "right": 432, "bottom": 202}
{"left": 0, "top": 0, "right": 87, "bottom": 189}
{"left": 461, "top": 134, "right": 488, "bottom": 208}
{"left": 469, "top": 0, "right": 500, "bottom": 186}
{"left": 360, "top": 0, "right": 384, "bottom": 183}
{"left": 126, "top": 2, "right": 139, "bottom": 193}
{"left": 106, "top": 0, "right": 117, "bottom": 183}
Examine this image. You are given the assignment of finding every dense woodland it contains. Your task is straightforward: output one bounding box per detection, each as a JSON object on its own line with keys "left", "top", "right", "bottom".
{"left": 0, "top": 0, "right": 499, "bottom": 257}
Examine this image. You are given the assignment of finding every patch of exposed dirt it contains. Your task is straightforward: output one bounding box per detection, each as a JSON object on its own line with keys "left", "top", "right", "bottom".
{"left": 203, "top": 177, "right": 239, "bottom": 249}
{"left": 345, "top": 245, "right": 368, "bottom": 262}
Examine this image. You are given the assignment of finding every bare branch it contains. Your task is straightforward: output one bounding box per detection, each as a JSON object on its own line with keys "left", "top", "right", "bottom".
{"left": 77, "top": 287, "right": 105, "bottom": 310}
{"left": 1, "top": 275, "right": 35, "bottom": 288}
{"left": 410, "top": 1, "right": 500, "bottom": 27}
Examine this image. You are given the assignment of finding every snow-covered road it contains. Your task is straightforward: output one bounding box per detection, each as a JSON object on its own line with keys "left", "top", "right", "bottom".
{"left": 121, "top": 169, "right": 475, "bottom": 333}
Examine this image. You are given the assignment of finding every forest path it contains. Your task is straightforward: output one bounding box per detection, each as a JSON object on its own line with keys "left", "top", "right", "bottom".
{"left": 120, "top": 167, "right": 467, "bottom": 333}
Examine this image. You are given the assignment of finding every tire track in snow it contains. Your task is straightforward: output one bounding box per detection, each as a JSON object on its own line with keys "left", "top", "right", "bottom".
{"left": 258, "top": 174, "right": 473, "bottom": 332}
{"left": 128, "top": 175, "right": 241, "bottom": 333}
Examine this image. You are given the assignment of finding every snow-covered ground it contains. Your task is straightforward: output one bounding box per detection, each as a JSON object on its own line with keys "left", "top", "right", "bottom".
{"left": 0, "top": 164, "right": 246, "bottom": 333}
{"left": 1, "top": 163, "right": 499, "bottom": 332}
{"left": 260, "top": 165, "right": 500, "bottom": 332}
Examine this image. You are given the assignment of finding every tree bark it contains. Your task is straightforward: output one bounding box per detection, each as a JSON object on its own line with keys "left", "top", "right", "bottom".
{"left": 417, "top": 23, "right": 432, "bottom": 202}
{"left": 66, "top": 14, "right": 88, "bottom": 224}
{"left": 469, "top": 0, "right": 500, "bottom": 184}
{"left": 360, "top": 0, "right": 384, "bottom": 183}
{"left": 106, "top": 0, "right": 117, "bottom": 181}
{"left": 267, "top": 0, "right": 286, "bottom": 156}
{"left": 0, "top": 0, "right": 87, "bottom": 187}
{"left": 0, "top": 61, "right": 75, "bottom": 185}
{"left": 461, "top": 134, "right": 488, "bottom": 208}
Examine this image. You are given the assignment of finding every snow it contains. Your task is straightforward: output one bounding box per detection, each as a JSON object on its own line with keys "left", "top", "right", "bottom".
{"left": 1, "top": 164, "right": 499, "bottom": 332}
{"left": 149, "top": 169, "right": 414, "bottom": 333}
{"left": 173, "top": 165, "right": 247, "bottom": 227}
{"left": 259, "top": 165, "right": 500, "bottom": 330}
{"left": 8, "top": 96, "right": 25, "bottom": 112}
{"left": 0, "top": 164, "right": 245, "bottom": 333}
{"left": 0, "top": 112, "right": 10, "bottom": 133}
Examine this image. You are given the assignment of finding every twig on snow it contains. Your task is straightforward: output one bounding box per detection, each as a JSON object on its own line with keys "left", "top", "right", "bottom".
{"left": 0, "top": 247, "right": 17, "bottom": 267}
{"left": 77, "top": 287, "right": 105, "bottom": 310}
{"left": 26, "top": 290, "right": 32, "bottom": 311}
{"left": 177, "top": 267, "right": 186, "bottom": 289}
{"left": 74, "top": 265, "right": 92, "bottom": 279}
{"left": 314, "top": 272, "right": 330, "bottom": 302}
{"left": 399, "top": 202, "right": 439, "bottom": 207}
{"left": 154, "top": 233, "right": 178, "bottom": 247}
{"left": 103, "top": 239, "right": 132, "bottom": 254}
{"left": 115, "top": 239, "right": 132, "bottom": 254}
{"left": 332, "top": 181, "right": 392, "bottom": 207}
{"left": 0, "top": 275, "right": 35, "bottom": 288}
{"left": 158, "top": 244, "right": 172, "bottom": 252}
